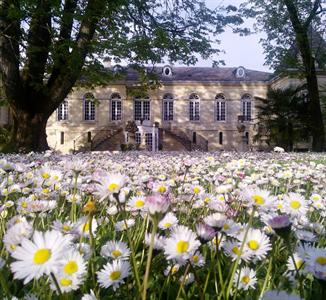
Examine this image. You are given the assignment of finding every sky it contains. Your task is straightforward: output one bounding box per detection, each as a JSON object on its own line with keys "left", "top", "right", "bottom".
{"left": 197, "top": 0, "right": 272, "bottom": 72}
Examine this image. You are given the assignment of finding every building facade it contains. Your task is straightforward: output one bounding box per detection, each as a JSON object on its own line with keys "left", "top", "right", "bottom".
{"left": 2, "top": 66, "right": 326, "bottom": 152}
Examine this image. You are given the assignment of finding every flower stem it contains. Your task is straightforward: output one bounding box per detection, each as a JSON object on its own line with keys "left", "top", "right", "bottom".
{"left": 142, "top": 217, "right": 158, "bottom": 300}
{"left": 50, "top": 272, "right": 62, "bottom": 296}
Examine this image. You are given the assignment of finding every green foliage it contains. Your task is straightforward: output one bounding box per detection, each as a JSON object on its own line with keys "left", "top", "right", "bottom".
{"left": 255, "top": 86, "right": 310, "bottom": 151}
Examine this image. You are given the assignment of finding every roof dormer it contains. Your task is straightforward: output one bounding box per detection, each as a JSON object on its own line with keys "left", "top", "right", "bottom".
{"left": 162, "top": 65, "right": 173, "bottom": 77}
{"left": 235, "top": 66, "right": 246, "bottom": 78}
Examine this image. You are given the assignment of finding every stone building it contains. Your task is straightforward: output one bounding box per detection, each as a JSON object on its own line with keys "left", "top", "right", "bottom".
{"left": 1, "top": 65, "right": 326, "bottom": 152}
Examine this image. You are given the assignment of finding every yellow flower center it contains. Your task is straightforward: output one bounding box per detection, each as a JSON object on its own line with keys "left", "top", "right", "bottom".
{"left": 193, "top": 187, "right": 201, "bottom": 194}
{"left": 63, "top": 225, "right": 71, "bottom": 231}
{"left": 252, "top": 195, "right": 265, "bottom": 205}
{"left": 296, "top": 259, "right": 304, "bottom": 269}
{"left": 135, "top": 200, "right": 144, "bottom": 207}
{"left": 164, "top": 222, "right": 172, "bottom": 228}
{"left": 316, "top": 256, "right": 326, "bottom": 265}
{"left": 232, "top": 246, "right": 241, "bottom": 255}
{"left": 42, "top": 188, "right": 50, "bottom": 194}
{"left": 277, "top": 203, "right": 283, "bottom": 209}
{"left": 108, "top": 183, "right": 119, "bottom": 192}
{"left": 21, "top": 201, "right": 28, "bottom": 208}
{"left": 33, "top": 248, "right": 51, "bottom": 265}
{"left": 204, "top": 197, "right": 211, "bottom": 203}
{"left": 247, "top": 240, "right": 259, "bottom": 250}
{"left": 157, "top": 186, "right": 166, "bottom": 193}
{"left": 176, "top": 240, "right": 189, "bottom": 253}
{"left": 192, "top": 255, "right": 199, "bottom": 263}
{"left": 223, "top": 223, "right": 230, "bottom": 230}
{"left": 10, "top": 244, "right": 17, "bottom": 251}
{"left": 241, "top": 275, "right": 250, "bottom": 285}
{"left": 110, "top": 271, "right": 121, "bottom": 281}
{"left": 290, "top": 200, "right": 301, "bottom": 209}
{"left": 112, "top": 250, "right": 122, "bottom": 258}
{"left": 83, "top": 222, "right": 90, "bottom": 232}
{"left": 64, "top": 261, "right": 78, "bottom": 275}
{"left": 218, "top": 196, "right": 225, "bottom": 201}
{"left": 42, "top": 173, "right": 50, "bottom": 179}
{"left": 171, "top": 266, "right": 178, "bottom": 274}
{"left": 60, "top": 278, "right": 72, "bottom": 286}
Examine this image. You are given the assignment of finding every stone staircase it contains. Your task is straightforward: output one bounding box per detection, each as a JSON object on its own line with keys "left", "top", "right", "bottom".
{"left": 90, "top": 125, "right": 123, "bottom": 151}
{"left": 162, "top": 128, "right": 208, "bottom": 151}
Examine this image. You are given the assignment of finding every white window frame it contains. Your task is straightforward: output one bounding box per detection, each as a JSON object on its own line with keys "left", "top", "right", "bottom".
{"left": 162, "top": 93, "right": 174, "bottom": 121}
{"left": 241, "top": 94, "right": 252, "bottom": 122}
{"left": 57, "top": 100, "right": 68, "bottom": 121}
{"left": 110, "top": 93, "right": 122, "bottom": 121}
{"left": 83, "top": 93, "right": 96, "bottom": 121}
{"left": 216, "top": 94, "right": 226, "bottom": 122}
{"left": 189, "top": 93, "right": 200, "bottom": 121}
{"left": 134, "top": 96, "right": 150, "bottom": 121}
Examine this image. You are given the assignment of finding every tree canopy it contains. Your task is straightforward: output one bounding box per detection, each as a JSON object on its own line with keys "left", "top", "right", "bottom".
{"left": 0, "top": 0, "right": 243, "bottom": 151}
{"left": 241, "top": 0, "right": 326, "bottom": 151}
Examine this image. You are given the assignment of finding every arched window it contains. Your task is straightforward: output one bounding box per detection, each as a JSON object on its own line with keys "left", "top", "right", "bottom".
{"left": 134, "top": 95, "right": 150, "bottom": 121}
{"left": 162, "top": 65, "right": 172, "bottom": 77}
{"left": 57, "top": 100, "right": 68, "bottom": 121}
{"left": 162, "top": 93, "right": 174, "bottom": 121}
{"left": 216, "top": 94, "right": 226, "bottom": 121}
{"left": 189, "top": 93, "right": 200, "bottom": 121}
{"left": 241, "top": 94, "right": 252, "bottom": 121}
{"left": 83, "top": 93, "right": 96, "bottom": 121}
{"left": 110, "top": 93, "right": 122, "bottom": 121}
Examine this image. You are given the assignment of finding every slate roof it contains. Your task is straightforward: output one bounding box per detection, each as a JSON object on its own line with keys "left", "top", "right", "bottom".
{"left": 124, "top": 66, "right": 273, "bottom": 83}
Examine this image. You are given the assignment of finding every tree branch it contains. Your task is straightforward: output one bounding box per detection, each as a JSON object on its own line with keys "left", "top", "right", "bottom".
{"left": 47, "top": 0, "right": 106, "bottom": 112}
{"left": 22, "top": 0, "right": 52, "bottom": 87}
{"left": 304, "top": 0, "right": 321, "bottom": 28}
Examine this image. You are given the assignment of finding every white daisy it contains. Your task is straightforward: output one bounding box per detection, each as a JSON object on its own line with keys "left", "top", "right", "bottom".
{"left": 240, "top": 229, "right": 272, "bottom": 260}
{"left": 97, "top": 260, "right": 130, "bottom": 290}
{"left": 234, "top": 267, "right": 257, "bottom": 290}
{"left": 10, "top": 230, "right": 72, "bottom": 284}
{"left": 284, "top": 193, "right": 308, "bottom": 216}
{"left": 126, "top": 195, "right": 146, "bottom": 211}
{"left": 164, "top": 225, "right": 200, "bottom": 263}
{"left": 60, "top": 250, "right": 87, "bottom": 278}
{"left": 100, "top": 241, "right": 130, "bottom": 260}
{"left": 158, "top": 212, "right": 178, "bottom": 230}
{"left": 50, "top": 273, "right": 82, "bottom": 293}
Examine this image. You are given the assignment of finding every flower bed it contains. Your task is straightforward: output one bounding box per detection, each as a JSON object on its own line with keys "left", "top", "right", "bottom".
{"left": 0, "top": 151, "right": 326, "bottom": 300}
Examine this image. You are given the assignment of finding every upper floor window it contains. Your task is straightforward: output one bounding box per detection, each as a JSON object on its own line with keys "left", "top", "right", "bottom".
{"left": 216, "top": 94, "right": 226, "bottom": 121}
{"left": 83, "top": 93, "right": 96, "bottom": 121}
{"left": 134, "top": 96, "right": 150, "bottom": 121}
{"left": 241, "top": 94, "right": 252, "bottom": 121}
{"left": 163, "top": 93, "right": 174, "bottom": 121}
{"left": 57, "top": 100, "right": 68, "bottom": 121}
{"left": 111, "top": 93, "right": 122, "bottom": 121}
{"left": 189, "top": 93, "right": 200, "bottom": 121}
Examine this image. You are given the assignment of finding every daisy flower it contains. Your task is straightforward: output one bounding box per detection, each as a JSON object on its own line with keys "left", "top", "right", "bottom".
{"left": 164, "top": 225, "right": 200, "bottom": 263}
{"left": 284, "top": 193, "right": 308, "bottom": 216}
{"left": 158, "top": 212, "right": 178, "bottom": 230}
{"left": 306, "top": 247, "right": 326, "bottom": 273}
{"left": 127, "top": 195, "right": 146, "bottom": 211}
{"left": 223, "top": 241, "right": 251, "bottom": 262}
{"left": 81, "top": 290, "right": 97, "bottom": 300}
{"left": 164, "top": 264, "right": 180, "bottom": 276}
{"left": 100, "top": 241, "right": 130, "bottom": 260}
{"left": 286, "top": 252, "right": 305, "bottom": 273}
{"left": 234, "top": 267, "right": 257, "bottom": 290}
{"left": 10, "top": 230, "right": 72, "bottom": 284}
{"left": 97, "top": 260, "right": 130, "bottom": 290}
{"left": 60, "top": 250, "right": 87, "bottom": 278}
{"left": 114, "top": 219, "right": 135, "bottom": 232}
{"left": 243, "top": 187, "right": 273, "bottom": 208}
{"left": 189, "top": 252, "right": 205, "bottom": 267}
{"left": 145, "top": 194, "right": 170, "bottom": 215}
{"left": 240, "top": 229, "right": 271, "bottom": 260}
{"left": 95, "top": 173, "right": 128, "bottom": 199}
{"left": 50, "top": 273, "right": 82, "bottom": 293}
{"left": 204, "top": 213, "right": 227, "bottom": 230}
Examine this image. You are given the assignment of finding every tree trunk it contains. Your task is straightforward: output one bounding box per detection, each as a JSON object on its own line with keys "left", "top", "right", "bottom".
{"left": 306, "top": 72, "right": 325, "bottom": 151}
{"left": 9, "top": 108, "right": 50, "bottom": 152}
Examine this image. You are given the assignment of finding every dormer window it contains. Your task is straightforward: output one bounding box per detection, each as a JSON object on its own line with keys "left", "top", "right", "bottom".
{"left": 162, "top": 65, "right": 172, "bottom": 77}
{"left": 235, "top": 67, "right": 246, "bottom": 78}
